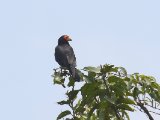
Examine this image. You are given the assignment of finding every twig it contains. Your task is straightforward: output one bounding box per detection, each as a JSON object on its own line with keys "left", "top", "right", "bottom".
{"left": 113, "top": 107, "right": 121, "bottom": 120}
{"left": 148, "top": 111, "right": 160, "bottom": 116}
{"left": 133, "top": 105, "right": 143, "bottom": 112}
{"left": 146, "top": 104, "right": 160, "bottom": 111}
{"left": 137, "top": 102, "right": 154, "bottom": 120}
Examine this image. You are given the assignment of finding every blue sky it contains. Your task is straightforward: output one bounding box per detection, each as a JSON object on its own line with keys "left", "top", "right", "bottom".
{"left": 0, "top": 0, "right": 160, "bottom": 120}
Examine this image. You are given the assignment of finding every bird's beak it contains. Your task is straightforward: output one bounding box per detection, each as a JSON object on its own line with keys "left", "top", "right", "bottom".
{"left": 68, "top": 38, "right": 72, "bottom": 41}
{"left": 64, "top": 35, "right": 72, "bottom": 41}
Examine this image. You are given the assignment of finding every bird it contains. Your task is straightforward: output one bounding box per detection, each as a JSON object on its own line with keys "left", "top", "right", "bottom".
{"left": 55, "top": 35, "right": 80, "bottom": 82}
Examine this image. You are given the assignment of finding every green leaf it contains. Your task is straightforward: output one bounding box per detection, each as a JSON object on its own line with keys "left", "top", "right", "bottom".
{"left": 122, "top": 110, "right": 130, "bottom": 120}
{"left": 108, "top": 76, "right": 121, "bottom": 83}
{"left": 105, "top": 96, "right": 116, "bottom": 104}
{"left": 118, "top": 98, "right": 135, "bottom": 105}
{"left": 151, "top": 82, "right": 160, "bottom": 90}
{"left": 117, "top": 104, "right": 134, "bottom": 111}
{"left": 99, "top": 100, "right": 109, "bottom": 109}
{"left": 75, "top": 105, "right": 85, "bottom": 114}
{"left": 149, "top": 92, "right": 157, "bottom": 100}
{"left": 111, "top": 80, "right": 127, "bottom": 96}
{"left": 57, "top": 110, "right": 71, "bottom": 120}
{"left": 66, "top": 90, "right": 79, "bottom": 101}
{"left": 68, "top": 77, "right": 75, "bottom": 87}
{"left": 88, "top": 72, "right": 96, "bottom": 81}
{"left": 155, "top": 91, "right": 160, "bottom": 102}
{"left": 90, "top": 114, "right": 98, "bottom": 120}
{"left": 53, "top": 74, "right": 63, "bottom": 84}
{"left": 98, "top": 109, "right": 106, "bottom": 120}
{"left": 127, "top": 80, "right": 133, "bottom": 90}
{"left": 99, "top": 84, "right": 106, "bottom": 90}
{"left": 83, "top": 66, "right": 100, "bottom": 73}
{"left": 101, "top": 64, "right": 115, "bottom": 73}
{"left": 133, "top": 87, "right": 139, "bottom": 98}
{"left": 87, "top": 103, "right": 98, "bottom": 119}
{"left": 119, "top": 67, "right": 127, "bottom": 76}
{"left": 81, "top": 82, "right": 99, "bottom": 98}
{"left": 83, "top": 75, "right": 94, "bottom": 83}
{"left": 83, "top": 72, "right": 97, "bottom": 83}
{"left": 57, "top": 100, "right": 70, "bottom": 105}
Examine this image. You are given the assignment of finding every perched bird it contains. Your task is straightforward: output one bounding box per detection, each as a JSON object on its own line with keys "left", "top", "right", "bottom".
{"left": 55, "top": 35, "right": 80, "bottom": 82}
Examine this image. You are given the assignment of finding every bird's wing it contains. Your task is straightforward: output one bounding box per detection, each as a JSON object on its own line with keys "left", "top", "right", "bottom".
{"left": 65, "top": 46, "right": 77, "bottom": 67}
{"left": 55, "top": 46, "right": 68, "bottom": 67}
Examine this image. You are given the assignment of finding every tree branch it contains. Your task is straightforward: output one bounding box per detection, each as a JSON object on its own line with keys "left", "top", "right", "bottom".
{"left": 137, "top": 102, "right": 154, "bottom": 120}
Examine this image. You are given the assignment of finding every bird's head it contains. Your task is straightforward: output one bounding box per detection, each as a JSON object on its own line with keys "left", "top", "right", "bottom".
{"left": 58, "top": 35, "right": 72, "bottom": 45}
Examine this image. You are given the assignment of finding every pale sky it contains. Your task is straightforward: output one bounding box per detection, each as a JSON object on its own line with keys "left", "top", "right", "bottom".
{"left": 0, "top": 0, "right": 160, "bottom": 120}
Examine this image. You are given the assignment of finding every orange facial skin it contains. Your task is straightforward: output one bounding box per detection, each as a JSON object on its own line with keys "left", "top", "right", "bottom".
{"left": 63, "top": 35, "right": 72, "bottom": 41}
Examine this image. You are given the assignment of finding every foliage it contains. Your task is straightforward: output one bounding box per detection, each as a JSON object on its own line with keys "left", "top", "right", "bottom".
{"left": 52, "top": 64, "right": 160, "bottom": 120}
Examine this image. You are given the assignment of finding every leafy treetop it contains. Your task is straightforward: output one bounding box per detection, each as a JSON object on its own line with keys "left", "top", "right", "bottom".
{"left": 52, "top": 64, "right": 160, "bottom": 120}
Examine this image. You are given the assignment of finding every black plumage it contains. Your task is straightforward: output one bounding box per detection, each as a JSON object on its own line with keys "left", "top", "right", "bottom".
{"left": 55, "top": 35, "right": 80, "bottom": 82}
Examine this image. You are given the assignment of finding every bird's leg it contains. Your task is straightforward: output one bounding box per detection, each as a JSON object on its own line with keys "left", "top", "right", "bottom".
{"left": 60, "top": 67, "right": 63, "bottom": 73}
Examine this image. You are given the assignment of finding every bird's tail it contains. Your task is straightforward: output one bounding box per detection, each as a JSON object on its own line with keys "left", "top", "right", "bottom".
{"left": 69, "top": 66, "right": 80, "bottom": 82}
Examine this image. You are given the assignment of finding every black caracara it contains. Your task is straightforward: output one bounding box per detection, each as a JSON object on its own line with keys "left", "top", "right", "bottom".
{"left": 55, "top": 35, "right": 80, "bottom": 82}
